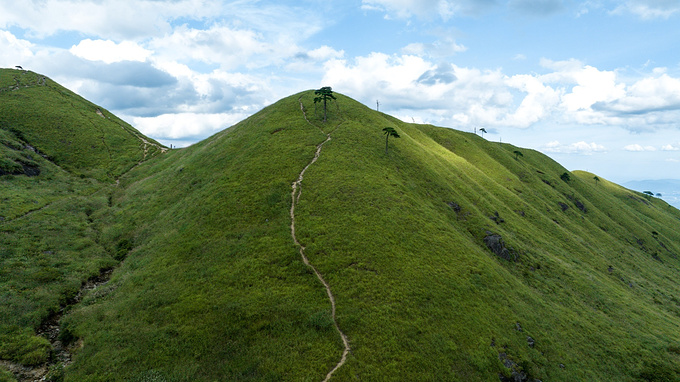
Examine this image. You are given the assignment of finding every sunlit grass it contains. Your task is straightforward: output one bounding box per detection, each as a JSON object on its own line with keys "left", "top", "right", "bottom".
{"left": 2, "top": 79, "right": 680, "bottom": 380}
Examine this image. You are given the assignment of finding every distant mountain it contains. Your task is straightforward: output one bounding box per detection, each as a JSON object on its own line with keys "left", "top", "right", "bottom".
{"left": 623, "top": 179, "right": 680, "bottom": 209}
{"left": 2, "top": 69, "right": 680, "bottom": 382}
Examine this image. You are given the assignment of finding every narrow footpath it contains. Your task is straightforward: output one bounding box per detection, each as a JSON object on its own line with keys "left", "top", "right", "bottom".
{"left": 291, "top": 98, "right": 350, "bottom": 381}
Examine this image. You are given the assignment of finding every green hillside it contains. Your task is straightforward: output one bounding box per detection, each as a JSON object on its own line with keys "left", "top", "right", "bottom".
{"left": 0, "top": 68, "right": 165, "bottom": 382}
{"left": 2, "top": 75, "right": 680, "bottom": 381}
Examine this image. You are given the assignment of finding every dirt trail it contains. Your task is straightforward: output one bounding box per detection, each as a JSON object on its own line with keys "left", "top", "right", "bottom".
{"left": 291, "top": 98, "right": 350, "bottom": 381}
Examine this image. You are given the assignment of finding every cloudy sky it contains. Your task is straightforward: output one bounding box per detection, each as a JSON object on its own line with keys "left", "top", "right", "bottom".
{"left": 1, "top": 0, "right": 680, "bottom": 185}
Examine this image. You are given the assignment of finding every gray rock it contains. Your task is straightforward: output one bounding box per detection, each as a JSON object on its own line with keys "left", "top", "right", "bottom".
{"left": 484, "top": 233, "right": 517, "bottom": 261}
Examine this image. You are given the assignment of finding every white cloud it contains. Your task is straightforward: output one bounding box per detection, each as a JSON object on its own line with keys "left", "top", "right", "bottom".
{"left": 613, "top": 0, "right": 680, "bottom": 19}
{"left": 0, "top": 1, "right": 320, "bottom": 43}
{"left": 70, "top": 39, "right": 152, "bottom": 64}
{"left": 540, "top": 59, "right": 625, "bottom": 114}
{"left": 601, "top": 73, "right": 680, "bottom": 114}
{"left": 131, "top": 112, "right": 248, "bottom": 141}
{"left": 0, "top": 1, "right": 202, "bottom": 39}
{"left": 624, "top": 144, "right": 657, "bottom": 151}
{"left": 543, "top": 140, "right": 607, "bottom": 154}
{"left": 0, "top": 31, "right": 34, "bottom": 67}
{"left": 307, "top": 46, "right": 345, "bottom": 61}
{"left": 662, "top": 144, "right": 680, "bottom": 151}
{"left": 502, "top": 74, "right": 561, "bottom": 127}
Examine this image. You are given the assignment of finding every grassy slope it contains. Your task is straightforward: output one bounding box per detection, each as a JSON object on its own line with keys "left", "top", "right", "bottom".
{"left": 0, "top": 68, "right": 164, "bottom": 372}
{"left": 60, "top": 92, "right": 680, "bottom": 381}
{"left": 0, "top": 69, "right": 162, "bottom": 181}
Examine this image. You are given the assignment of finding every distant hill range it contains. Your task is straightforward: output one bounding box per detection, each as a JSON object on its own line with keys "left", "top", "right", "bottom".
{"left": 2, "top": 68, "right": 680, "bottom": 382}
{"left": 623, "top": 179, "right": 680, "bottom": 209}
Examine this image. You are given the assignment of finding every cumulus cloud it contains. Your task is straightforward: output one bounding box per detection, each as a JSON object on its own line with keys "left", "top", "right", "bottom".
{"left": 624, "top": 144, "right": 657, "bottom": 151}
{"left": 0, "top": 31, "right": 34, "bottom": 67}
{"left": 322, "top": 53, "right": 562, "bottom": 129}
{"left": 595, "top": 73, "right": 680, "bottom": 115}
{"left": 70, "top": 39, "right": 152, "bottom": 64}
{"left": 662, "top": 143, "right": 680, "bottom": 151}
{"left": 38, "top": 51, "right": 176, "bottom": 89}
{"left": 542, "top": 140, "right": 607, "bottom": 154}
{"left": 131, "top": 112, "right": 248, "bottom": 141}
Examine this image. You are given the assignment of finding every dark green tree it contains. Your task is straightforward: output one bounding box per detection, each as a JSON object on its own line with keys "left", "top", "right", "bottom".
{"left": 593, "top": 176, "right": 600, "bottom": 186}
{"left": 314, "top": 86, "right": 336, "bottom": 122}
{"left": 479, "top": 127, "right": 487, "bottom": 138}
{"left": 561, "top": 172, "right": 571, "bottom": 182}
{"left": 382, "top": 127, "right": 400, "bottom": 154}
{"left": 513, "top": 150, "right": 523, "bottom": 160}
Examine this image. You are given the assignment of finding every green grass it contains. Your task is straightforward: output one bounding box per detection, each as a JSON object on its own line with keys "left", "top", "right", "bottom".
{"left": 0, "top": 68, "right": 164, "bottom": 371}
{"left": 2, "top": 77, "right": 680, "bottom": 381}
{"left": 0, "top": 69, "right": 163, "bottom": 181}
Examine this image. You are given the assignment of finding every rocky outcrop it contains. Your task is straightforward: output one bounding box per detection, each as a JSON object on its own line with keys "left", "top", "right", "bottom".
{"left": 484, "top": 232, "right": 517, "bottom": 261}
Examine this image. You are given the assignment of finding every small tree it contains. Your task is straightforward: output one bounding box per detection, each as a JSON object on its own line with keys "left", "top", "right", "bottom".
{"left": 314, "top": 86, "right": 336, "bottom": 123}
{"left": 560, "top": 172, "right": 571, "bottom": 182}
{"left": 513, "top": 150, "right": 523, "bottom": 160}
{"left": 382, "top": 127, "right": 400, "bottom": 154}
{"left": 593, "top": 176, "right": 600, "bottom": 186}
{"left": 479, "top": 128, "right": 487, "bottom": 138}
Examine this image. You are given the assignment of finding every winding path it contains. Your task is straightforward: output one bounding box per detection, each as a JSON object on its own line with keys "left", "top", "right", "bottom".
{"left": 291, "top": 98, "right": 350, "bottom": 381}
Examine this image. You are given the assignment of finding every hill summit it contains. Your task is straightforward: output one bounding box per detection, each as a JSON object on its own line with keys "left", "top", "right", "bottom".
{"left": 2, "top": 71, "right": 680, "bottom": 381}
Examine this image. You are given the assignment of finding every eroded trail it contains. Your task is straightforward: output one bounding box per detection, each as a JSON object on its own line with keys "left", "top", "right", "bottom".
{"left": 291, "top": 99, "right": 349, "bottom": 381}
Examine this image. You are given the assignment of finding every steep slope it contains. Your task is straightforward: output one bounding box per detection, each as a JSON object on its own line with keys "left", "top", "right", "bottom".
{"left": 59, "top": 92, "right": 680, "bottom": 381}
{"left": 0, "top": 68, "right": 164, "bottom": 181}
{"left": 2, "top": 83, "right": 680, "bottom": 381}
{"left": 0, "top": 68, "right": 165, "bottom": 382}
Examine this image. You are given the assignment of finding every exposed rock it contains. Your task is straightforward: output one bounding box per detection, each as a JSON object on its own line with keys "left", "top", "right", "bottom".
{"left": 558, "top": 202, "right": 569, "bottom": 212}
{"left": 515, "top": 322, "right": 523, "bottom": 332}
{"left": 498, "top": 353, "right": 542, "bottom": 382}
{"left": 447, "top": 201, "right": 461, "bottom": 212}
{"left": 490, "top": 211, "right": 505, "bottom": 224}
{"left": 21, "top": 162, "right": 40, "bottom": 177}
{"left": 484, "top": 232, "right": 516, "bottom": 261}
{"left": 574, "top": 199, "right": 587, "bottom": 212}
{"left": 527, "top": 336, "right": 535, "bottom": 348}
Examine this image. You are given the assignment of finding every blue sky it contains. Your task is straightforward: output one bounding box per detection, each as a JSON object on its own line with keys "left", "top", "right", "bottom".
{"left": 1, "top": 0, "right": 680, "bottom": 185}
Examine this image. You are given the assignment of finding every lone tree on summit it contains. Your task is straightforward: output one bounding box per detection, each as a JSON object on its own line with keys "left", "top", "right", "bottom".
{"left": 383, "top": 127, "right": 400, "bottom": 154}
{"left": 314, "top": 86, "right": 336, "bottom": 122}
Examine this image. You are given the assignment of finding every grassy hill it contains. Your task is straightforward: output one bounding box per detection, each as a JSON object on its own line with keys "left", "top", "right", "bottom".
{"left": 0, "top": 68, "right": 165, "bottom": 381}
{"left": 2, "top": 73, "right": 680, "bottom": 381}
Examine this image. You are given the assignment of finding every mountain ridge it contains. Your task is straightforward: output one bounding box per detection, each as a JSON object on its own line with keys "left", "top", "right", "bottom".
{"left": 2, "top": 73, "right": 680, "bottom": 381}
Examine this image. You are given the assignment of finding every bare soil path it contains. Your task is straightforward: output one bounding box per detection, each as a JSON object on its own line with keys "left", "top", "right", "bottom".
{"left": 291, "top": 98, "right": 350, "bottom": 381}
